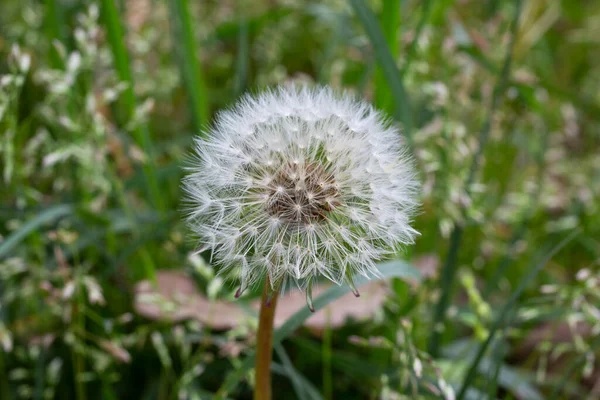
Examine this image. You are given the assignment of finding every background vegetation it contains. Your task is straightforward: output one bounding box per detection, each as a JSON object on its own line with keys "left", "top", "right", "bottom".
{"left": 1, "top": 0, "right": 599, "bottom": 399}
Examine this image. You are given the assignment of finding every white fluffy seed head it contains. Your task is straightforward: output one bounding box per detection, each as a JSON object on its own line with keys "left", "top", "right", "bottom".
{"left": 183, "top": 85, "right": 420, "bottom": 296}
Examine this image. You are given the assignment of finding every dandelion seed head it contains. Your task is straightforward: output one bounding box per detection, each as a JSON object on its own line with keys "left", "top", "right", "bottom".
{"left": 183, "top": 85, "right": 419, "bottom": 294}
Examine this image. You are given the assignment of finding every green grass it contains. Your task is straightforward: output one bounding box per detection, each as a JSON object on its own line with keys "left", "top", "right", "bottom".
{"left": 373, "top": 0, "right": 400, "bottom": 115}
{"left": 1, "top": 0, "right": 599, "bottom": 398}
{"left": 350, "top": 0, "right": 413, "bottom": 141}
{"left": 428, "top": 0, "right": 524, "bottom": 357}
{"left": 100, "top": 0, "right": 163, "bottom": 212}
{"left": 167, "top": 0, "right": 209, "bottom": 131}
{"left": 457, "top": 229, "right": 579, "bottom": 400}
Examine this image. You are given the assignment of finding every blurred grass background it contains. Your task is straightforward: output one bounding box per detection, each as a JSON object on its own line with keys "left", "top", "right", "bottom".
{"left": 0, "top": 0, "right": 599, "bottom": 399}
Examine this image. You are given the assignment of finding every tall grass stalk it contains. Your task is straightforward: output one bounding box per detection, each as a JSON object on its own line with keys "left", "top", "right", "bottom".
{"left": 374, "top": 0, "right": 400, "bottom": 115}
{"left": 274, "top": 344, "right": 315, "bottom": 400}
{"left": 233, "top": 5, "right": 249, "bottom": 98}
{"left": 44, "top": 0, "right": 67, "bottom": 68}
{"left": 428, "top": 0, "right": 523, "bottom": 357}
{"left": 167, "top": 0, "right": 209, "bottom": 131}
{"left": 99, "top": 0, "right": 162, "bottom": 279}
{"left": 350, "top": 0, "right": 413, "bottom": 144}
{"left": 100, "top": 0, "right": 163, "bottom": 211}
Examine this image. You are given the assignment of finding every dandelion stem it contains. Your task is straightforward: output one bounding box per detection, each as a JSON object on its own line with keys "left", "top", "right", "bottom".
{"left": 254, "top": 278, "right": 279, "bottom": 400}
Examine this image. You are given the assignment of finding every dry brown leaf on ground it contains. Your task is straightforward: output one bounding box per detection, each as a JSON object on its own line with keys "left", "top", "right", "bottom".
{"left": 135, "top": 271, "right": 391, "bottom": 333}
{"left": 272, "top": 281, "right": 389, "bottom": 332}
{"left": 134, "top": 271, "right": 249, "bottom": 330}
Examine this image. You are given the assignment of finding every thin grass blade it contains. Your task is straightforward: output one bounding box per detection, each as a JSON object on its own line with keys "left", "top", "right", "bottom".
{"left": 274, "top": 344, "right": 322, "bottom": 400}
{"left": 349, "top": 0, "right": 413, "bottom": 141}
{"left": 167, "top": 0, "right": 209, "bottom": 131}
{"left": 100, "top": 0, "right": 163, "bottom": 211}
{"left": 0, "top": 205, "right": 73, "bottom": 259}
{"left": 233, "top": 14, "right": 249, "bottom": 98}
{"left": 428, "top": 0, "right": 523, "bottom": 356}
{"left": 374, "top": 0, "right": 400, "bottom": 114}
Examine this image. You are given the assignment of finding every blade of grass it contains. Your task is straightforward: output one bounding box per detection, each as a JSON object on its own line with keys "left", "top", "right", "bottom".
{"left": 294, "top": 337, "right": 384, "bottom": 379}
{"left": 233, "top": 14, "right": 249, "bottom": 98}
{"left": 349, "top": 0, "right": 413, "bottom": 143}
{"left": 44, "top": 0, "right": 67, "bottom": 69}
{"left": 100, "top": 0, "right": 163, "bottom": 211}
{"left": 215, "top": 260, "right": 421, "bottom": 398}
{"left": 374, "top": 0, "right": 400, "bottom": 114}
{"left": 456, "top": 229, "right": 580, "bottom": 400}
{"left": 0, "top": 204, "right": 73, "bottom": 259}
{"left": 271, "top": 361, "right": 323, "bottom": 400}
{"left": 167, "top": 0, "right": 209, "bottom": 131}
{"left": 428, "top": 0, "right": 523, "bottom": 357}
{"left": 274, "top": 344, "right": 311, "bottom": 400}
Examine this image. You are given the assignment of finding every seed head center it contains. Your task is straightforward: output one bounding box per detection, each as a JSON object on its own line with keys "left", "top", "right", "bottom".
{"left": 265, "top": 161, "right": 340, "bottom": 224}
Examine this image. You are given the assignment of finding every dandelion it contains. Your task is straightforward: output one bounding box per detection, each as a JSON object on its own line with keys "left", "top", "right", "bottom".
{"left": 184, "top": 85, "right": 419, "bottom": 298}
{"left": 183, "top": 85, "right": 419, "bottom": 399}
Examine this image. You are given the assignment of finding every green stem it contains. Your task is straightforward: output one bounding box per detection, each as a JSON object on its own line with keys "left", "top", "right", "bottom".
{"left": 254, "top": 279, "right": 279, "bottom": 400}
{"left": 100, "top": 0, "right": 163, "bottom": 212}
{"left": 374, "top": 0, "right": 400, "bottom": 114}
{"left": 44, "top": 0, "right": 67, "bottom": 69}
{"left": 167, "top": 0, "right": 209, "bottom": 131}
{"left": 427, "top": 0, "right": 523, "bottom": 357}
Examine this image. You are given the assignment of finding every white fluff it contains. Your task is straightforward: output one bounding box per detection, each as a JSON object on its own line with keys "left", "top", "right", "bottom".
{"left": 183, "top": 86, "right": 419, "bottom": 294}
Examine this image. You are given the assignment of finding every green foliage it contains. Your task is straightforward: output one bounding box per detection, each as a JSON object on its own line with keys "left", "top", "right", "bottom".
{"left": 1, "top": 0, "right": 599, "bottom": 399}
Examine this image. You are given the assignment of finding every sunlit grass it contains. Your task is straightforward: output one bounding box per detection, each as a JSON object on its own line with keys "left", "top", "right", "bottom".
{"left": 0, "top": 0, "right": 599, "bottom": 398}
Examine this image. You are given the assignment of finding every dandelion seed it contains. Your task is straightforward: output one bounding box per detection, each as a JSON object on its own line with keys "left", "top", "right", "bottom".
{"left": 183, "top": 85, "right": 419, "bottom": 307}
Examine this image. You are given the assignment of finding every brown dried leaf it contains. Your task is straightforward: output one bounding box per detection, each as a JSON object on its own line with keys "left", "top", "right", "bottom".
{"left": 135, "top": 271, "right": 390, "bottom": 332}
{"left": 134, "top": 271, "right": 248, "bottom": 330}
{"left": 272, "top": 281, "right": 389, "bottom": 331}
